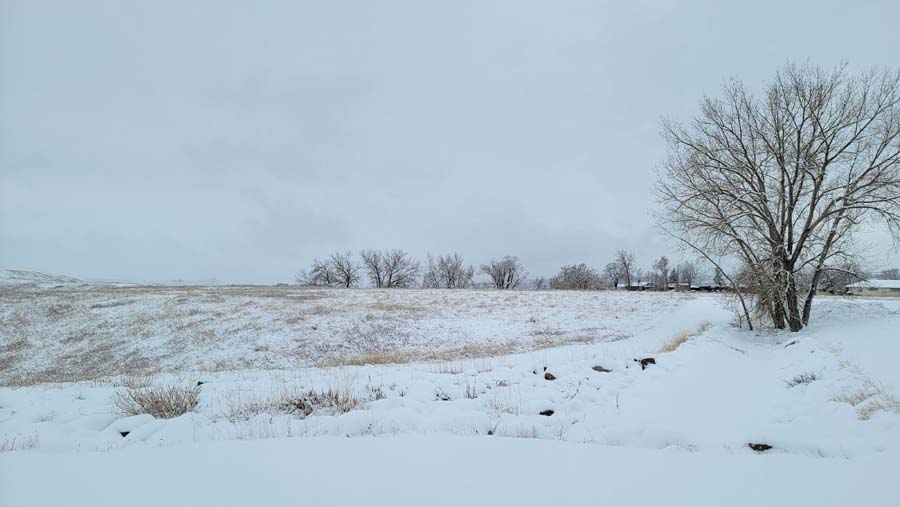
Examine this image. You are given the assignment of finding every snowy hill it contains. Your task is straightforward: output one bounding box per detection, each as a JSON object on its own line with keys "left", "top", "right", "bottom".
{"left": 1, "top": 287, "right": 899, "bottom": 505}
{"left": 0, "top": 270, "right": 83, "bottom": 290}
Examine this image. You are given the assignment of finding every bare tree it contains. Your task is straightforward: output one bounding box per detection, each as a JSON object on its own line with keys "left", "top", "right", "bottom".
{"left": 879, "top": 268, "right": 900, "bottom": 280}
{"left": 532, "top": 276, "right": 547, "bottom": 290}
{"left": 296, "top": 258, "right": 338, "bottom": 287}
{"left": 678, "top": 261, "right": 699, "bottom": 289}
{"left": 422, "top": 253, "right": 475, "bottom": 289}
{"left": 329, "top": 251, "right": 360, "bottom": 288}
{"left": 713, "top": 267, "right": 725, "bottom": 287}
{"left": 658, "top": 63, "right": 900, "bottom": 331}
{"left": 604, "top": 262, "right": 622, "bottom": 289}
{"left": 360, "top": 249, "right": 421, "bottom": 288}
{"left": 653, "top": 256, "right": 670, "bottom": 291}
{"left": 481, "top": 256, "right": 527, "bottom": 289}
{"left": 549, "top": 264, "right": 603, "bottom": 290}
{"left": 616, "top": 250, "right": 636, "bottom": 288}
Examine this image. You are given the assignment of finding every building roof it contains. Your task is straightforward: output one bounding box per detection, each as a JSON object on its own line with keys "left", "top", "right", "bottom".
{"left": 847, "top": 279, "right": 900, "bottom": 289}
{"left": 616, "top": 281, "right": 653, "bottom": 288}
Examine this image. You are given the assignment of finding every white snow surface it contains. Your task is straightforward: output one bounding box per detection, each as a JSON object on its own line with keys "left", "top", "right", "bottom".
{"left": 2, "top": 285, "right": 900, "bottom": 506}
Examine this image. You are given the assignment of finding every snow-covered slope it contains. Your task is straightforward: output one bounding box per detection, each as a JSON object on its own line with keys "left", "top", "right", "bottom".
{"left": 0, "top": 287, "right": 685, "bottom": 384}
{"left": 0, "top": 269, "right": 83, "bottom": 290}
{"left": 1, "top": 290, "right": 899, "bottom": 505}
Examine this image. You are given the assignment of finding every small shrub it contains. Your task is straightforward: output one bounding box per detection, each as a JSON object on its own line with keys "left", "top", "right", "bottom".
{"left": 112, "top": 381, "right": 201, "bottom": 419}
{"left": 279, "top": 385, "right": 360, "bottom": 415}
{"left": 785, "top": 372, "right": 820, "bottom": 388}
{"left": 223, "top": 374, "right": 386, "bottom": 421}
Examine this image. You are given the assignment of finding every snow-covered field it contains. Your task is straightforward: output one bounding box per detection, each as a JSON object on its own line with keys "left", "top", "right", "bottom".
{"left": 0, "top": 282, "right": 681, "bottom": 384}
{"left": 2, "top": 276, "right": 900, "bottom": 506}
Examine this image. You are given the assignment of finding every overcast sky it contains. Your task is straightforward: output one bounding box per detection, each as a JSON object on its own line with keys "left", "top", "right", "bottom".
{"left": 2, "top": 1, "right": 899, "bottom": 284}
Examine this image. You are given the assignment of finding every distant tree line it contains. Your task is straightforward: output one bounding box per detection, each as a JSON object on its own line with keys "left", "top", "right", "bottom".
{"left": 296, "top": 249, "right": 727, "bottom": 291}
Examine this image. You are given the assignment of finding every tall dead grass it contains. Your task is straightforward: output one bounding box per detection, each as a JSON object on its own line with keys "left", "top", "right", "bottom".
{"left": 658, "top": 321, "right": 711, "bottom": 353}
{"left": 112, "top": 379, "right": 201, "bottom": 419}
{"left": 833, "top": 378, "right": 900, "bottom": 420}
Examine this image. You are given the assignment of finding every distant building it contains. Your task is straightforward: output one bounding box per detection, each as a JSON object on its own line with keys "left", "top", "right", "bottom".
{"left": 616, "top": 281, "right": 654, "bottom": 291}
{"left": 846, "top": 279, "right": 900, "bottom": 297}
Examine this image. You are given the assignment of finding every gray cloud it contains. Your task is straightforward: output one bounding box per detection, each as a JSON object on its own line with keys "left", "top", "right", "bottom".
{"left": 2, "top": 0, "right": 899, "bottom": 283}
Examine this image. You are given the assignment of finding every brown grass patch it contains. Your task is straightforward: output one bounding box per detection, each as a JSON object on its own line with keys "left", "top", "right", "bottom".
{"left": 112, "top": 380, "right": 201, "bottom": 419}
{"left": 658, "top": 321, "right": 711, "bottom": 353}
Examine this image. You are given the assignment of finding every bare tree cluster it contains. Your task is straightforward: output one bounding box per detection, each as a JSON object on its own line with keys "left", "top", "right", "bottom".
{"left": 297, "top": 248, "right": 708, "bottom": 292}
{"left": 549, "top": 263, "right": 604, "bottom": 290}
{"left": 480, "top": 256, "right": 527, "bottom": 289}
{"left": 296, "top": 251, "right": 360, "bottom": 288}
{"left": 879, "top": 268, "right": 900, "bottom": 280}
{"left": 422, "top": 253, "right": 475, "bottom": 289}
{"left": 658, "top": 63, "right": 900, "bottom": 331}
{"left": 359, "top": 249, "right": 421, "bottom": 288}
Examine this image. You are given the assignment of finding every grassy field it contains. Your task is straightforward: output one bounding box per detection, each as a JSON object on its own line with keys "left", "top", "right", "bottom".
{"left": 0, "top": 285, "right": 686, "bottom": 386}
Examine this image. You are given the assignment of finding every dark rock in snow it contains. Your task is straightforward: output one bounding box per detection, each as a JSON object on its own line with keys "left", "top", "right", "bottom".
{"left": 634, "top": 358, "right": 656, "bottom": 370}
{"left": 539, "top": 409, "right": 555, "bottom": 416}
{"left": 592, "top": 365, "right": 612, "bottom": 373}
{"left": 544, "top": 372, "right": 557, "bottom": 381}
{"left": 748, "top": 443, "right": 772, "bottom": 452}
{"left": 119, "top": 431, "right": 130, "bottom": 438}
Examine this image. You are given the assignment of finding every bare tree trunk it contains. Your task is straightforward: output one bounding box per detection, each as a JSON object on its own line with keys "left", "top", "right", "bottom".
{"left": 785, "top": 273, "right": 803, "bottom": 332}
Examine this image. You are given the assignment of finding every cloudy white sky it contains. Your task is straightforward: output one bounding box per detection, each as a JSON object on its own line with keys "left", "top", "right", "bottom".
{"left": 2, "top": 0, "right": 899, "bottom": 283}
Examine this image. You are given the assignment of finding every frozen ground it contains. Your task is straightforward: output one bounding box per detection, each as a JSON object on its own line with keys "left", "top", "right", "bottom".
{"left": 2, "top": 276, "right": 899, "bottom": 506}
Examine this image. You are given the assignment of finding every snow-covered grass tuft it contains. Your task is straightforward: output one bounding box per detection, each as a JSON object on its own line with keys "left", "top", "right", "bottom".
{"left": 833, "top": 377, "right": 900, "bottom": 420}
{"left": 222, "top": 373, "right": 387, "bottom": 421}
{"left": 112, "top": 379, "right": 200, "bottom": 419}
{"left": 0, "top": 432, "right": 38, "bottom": 452}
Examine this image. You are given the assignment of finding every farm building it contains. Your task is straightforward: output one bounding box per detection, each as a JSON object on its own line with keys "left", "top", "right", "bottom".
{"left": 846, "top": 279, "right": 900, "bottom": 297}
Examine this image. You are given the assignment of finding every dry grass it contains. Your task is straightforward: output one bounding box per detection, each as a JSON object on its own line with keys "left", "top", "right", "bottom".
{"left": 857, "top": 395, "right": 900, "bottom": 420}
{"left": 338, "top": 349, "right": 412, "bottom": 367}
{"left": 328, "top": 333, "right": 601, "bottom": 369}
{"left": 0, "top": 433, "right": 39, "bottom": 452}
{"left": 833, "top": 378, "right": 900, "bottom": 420}
{"left": 3, "top": 285, "right": 681, "bottom": 385}
{"left": 112, "top": 380, "right": 201, "bottom": 419}
{"left": 495, "top": 425, "right": 539, "bottom": 439}
{"left": 225, "top": 378, "right": 386, "bottom": 421}
{"left": 429, "top": 358, "right": 494, "bottom": 375}
{"left": 489, "top": 387, "right": 521, "bottom": 415}
{"left": 658, "top": 321, "right": 711, "bottom": 353}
